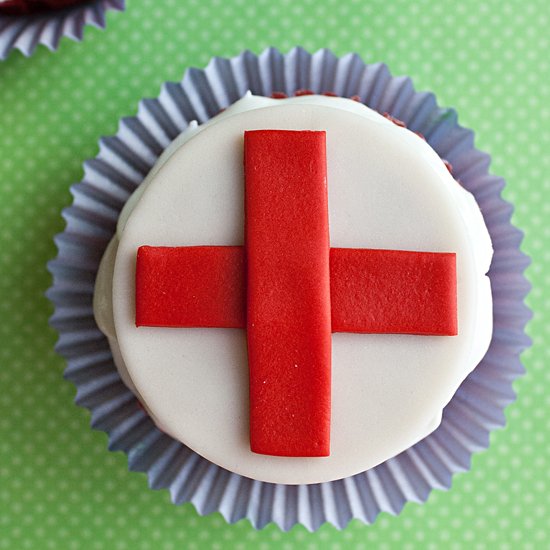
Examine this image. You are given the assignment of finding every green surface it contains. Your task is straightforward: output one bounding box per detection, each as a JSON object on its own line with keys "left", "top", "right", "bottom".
{"left": 0, "top": 0, "right": 548, "bottom": 548}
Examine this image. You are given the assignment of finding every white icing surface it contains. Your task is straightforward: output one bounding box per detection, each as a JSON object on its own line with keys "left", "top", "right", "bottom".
{"left": 95, "top": 94, "right": 493, "bottom": 485}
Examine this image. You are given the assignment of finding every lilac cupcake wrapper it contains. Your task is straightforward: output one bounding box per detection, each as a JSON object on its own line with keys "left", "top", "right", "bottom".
{"left": 47, "top": 47, "right": 532, "bottom": 531}
{"left": 0, "top": 0, "right": 124, "bottom": 60}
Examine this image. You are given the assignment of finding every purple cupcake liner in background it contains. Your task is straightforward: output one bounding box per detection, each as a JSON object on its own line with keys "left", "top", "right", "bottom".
{"left": 47, "top": 47, "right": 532, "bottom": 531}
{"left": 0, "top": 0, "right": 124, "bottom": 60}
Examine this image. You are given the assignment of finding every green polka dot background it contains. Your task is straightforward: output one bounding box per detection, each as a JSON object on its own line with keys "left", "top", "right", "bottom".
{"left": 0, "top": 0, "right": 548, "bottom": 548}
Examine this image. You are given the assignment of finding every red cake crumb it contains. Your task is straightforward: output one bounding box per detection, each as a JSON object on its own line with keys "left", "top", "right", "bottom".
{"left": 382, "top": 112, "right": 407, "bottom": 128}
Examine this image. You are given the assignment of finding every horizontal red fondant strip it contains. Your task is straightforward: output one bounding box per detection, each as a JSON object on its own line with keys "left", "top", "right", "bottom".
{"left": 135, "top": 246, "right": 245, "bottom": 329}
{"left": 330, "top": 247, "right": 457, "bottom": 335}
{"left": 136, "top": 245, "right": 457, "bottom": 336}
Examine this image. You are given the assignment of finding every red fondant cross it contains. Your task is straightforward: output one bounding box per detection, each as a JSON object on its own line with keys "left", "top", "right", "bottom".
{"left": 135, "top": 130, "right": 457, "bottom": 458}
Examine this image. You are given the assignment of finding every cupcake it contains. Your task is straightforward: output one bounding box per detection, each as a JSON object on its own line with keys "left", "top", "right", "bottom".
{"left": 0, "top": 0, "right": 85, "bottom": 15}
{"left": 0, "top": 0, "right": 124, "bottom": 60}
{"left": 49, "top": 48, "right": 530, "bottom": 529}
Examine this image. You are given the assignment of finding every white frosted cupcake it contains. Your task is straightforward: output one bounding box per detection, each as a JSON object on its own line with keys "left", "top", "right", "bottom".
{"left": 49, "top": 48, "right": 531, "bottom": 530}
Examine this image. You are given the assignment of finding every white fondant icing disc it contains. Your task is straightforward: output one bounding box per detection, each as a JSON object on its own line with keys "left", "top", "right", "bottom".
{"left": 102, "top": 97, "right": 492, "bottom": 484}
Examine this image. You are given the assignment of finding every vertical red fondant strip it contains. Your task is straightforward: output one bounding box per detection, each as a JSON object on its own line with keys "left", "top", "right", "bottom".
{"left": 244, "top": 130, "right": 332, "bottom": 457}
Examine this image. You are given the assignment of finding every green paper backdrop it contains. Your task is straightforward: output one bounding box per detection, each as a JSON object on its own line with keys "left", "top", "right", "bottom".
{"left": 1, "top": 0, "right": 548, "bottom": 548}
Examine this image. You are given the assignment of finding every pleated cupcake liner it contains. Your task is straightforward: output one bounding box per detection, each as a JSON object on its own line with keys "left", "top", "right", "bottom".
{"left": 0, "top": 0, "right": 124, "bottom": 60}
{"left": 47, "top": 47, "right": 532, "bottom": 531}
